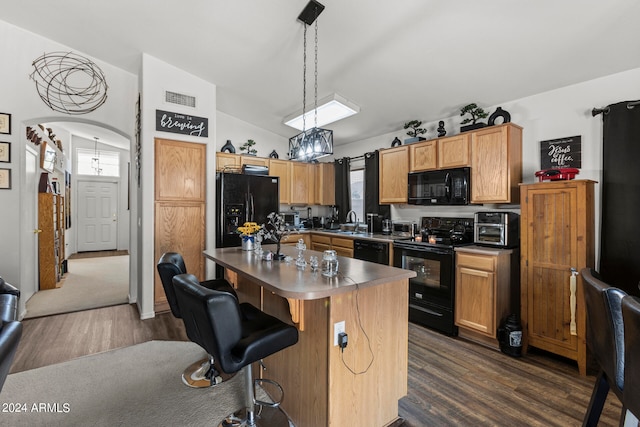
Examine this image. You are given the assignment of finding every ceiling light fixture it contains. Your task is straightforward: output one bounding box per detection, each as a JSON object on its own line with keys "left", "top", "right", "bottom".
{"left": 288, "top": 0, "right": 335, "bottom": 162}
{"left": 284, "top": 93, "right": 359, "bottom": 131}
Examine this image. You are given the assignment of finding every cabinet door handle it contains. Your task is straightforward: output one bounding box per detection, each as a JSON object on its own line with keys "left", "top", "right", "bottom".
{"left": 34, "top": 229, "right": 42, "bottom": 234}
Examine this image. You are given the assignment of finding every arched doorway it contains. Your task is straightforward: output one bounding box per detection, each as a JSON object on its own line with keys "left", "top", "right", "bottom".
{"left": 21, "top": 118, "right": 134, "bottom": 317}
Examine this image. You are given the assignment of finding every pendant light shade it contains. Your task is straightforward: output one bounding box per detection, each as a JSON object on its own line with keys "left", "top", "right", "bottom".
{"left": 289, "top": 127, "right": 333, "bottom": 161}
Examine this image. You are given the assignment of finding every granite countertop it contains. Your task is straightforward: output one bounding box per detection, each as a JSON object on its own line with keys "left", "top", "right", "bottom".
{"left": 204, "top": 245, "right": 415, "bottom": 300}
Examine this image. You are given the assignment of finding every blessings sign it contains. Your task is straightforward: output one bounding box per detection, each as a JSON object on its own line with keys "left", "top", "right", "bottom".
{"left": 540, "top": 135, "right": 582, "bottom": 169}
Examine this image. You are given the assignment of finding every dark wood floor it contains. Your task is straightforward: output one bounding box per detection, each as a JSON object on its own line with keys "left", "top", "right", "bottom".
{"left": 11, "top": 304, "right": 623, "bottom": 426}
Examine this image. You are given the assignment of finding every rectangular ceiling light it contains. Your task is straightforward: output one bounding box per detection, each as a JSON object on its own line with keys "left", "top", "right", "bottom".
{"left": 284, "top": 93, "right": 359, "bottom": 131}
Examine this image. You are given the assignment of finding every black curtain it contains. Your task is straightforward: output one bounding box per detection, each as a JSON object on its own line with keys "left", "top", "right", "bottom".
{"left": 599, "top": 100, "right": 640, "bottom": 295}
{"left": 334, "top": 157, "right": 351, "bottom": 223}
{"left": 364, "top": 151, "right": 391, "bottom": 232}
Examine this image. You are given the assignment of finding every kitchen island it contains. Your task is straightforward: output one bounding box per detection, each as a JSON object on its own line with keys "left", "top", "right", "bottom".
{"left": 204, "top": 246, "right": 416, "bottom": 427}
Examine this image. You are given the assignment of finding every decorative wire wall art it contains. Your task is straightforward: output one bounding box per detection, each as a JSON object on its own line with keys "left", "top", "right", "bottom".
{"left": 30, "top": 51, "right": 109, "bottom": 115}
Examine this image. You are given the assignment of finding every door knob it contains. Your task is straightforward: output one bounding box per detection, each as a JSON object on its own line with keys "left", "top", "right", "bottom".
{"left": 33, "top": 229, "right": 42, "bottom": 234}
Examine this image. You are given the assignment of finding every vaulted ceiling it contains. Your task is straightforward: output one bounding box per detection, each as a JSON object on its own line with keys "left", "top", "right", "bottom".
{"left": 4, "top": 0, "right": 640, "bottom": 146}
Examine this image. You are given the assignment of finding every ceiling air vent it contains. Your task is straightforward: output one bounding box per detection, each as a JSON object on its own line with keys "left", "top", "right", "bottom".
{"left": 165, "top": 91, "right": 196, "bottom": 108}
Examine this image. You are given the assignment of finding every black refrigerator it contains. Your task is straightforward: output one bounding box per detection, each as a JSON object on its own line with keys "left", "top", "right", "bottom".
{"left": 215, "top": 172, "right": 280, "bottom": 248}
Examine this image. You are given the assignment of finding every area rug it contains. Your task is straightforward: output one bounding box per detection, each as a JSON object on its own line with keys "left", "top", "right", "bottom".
{"left": 25, "top": 255, "right": 129, "bottom": 318}
{"left": 0, "top": 341, "right": 254, "bottom": 426}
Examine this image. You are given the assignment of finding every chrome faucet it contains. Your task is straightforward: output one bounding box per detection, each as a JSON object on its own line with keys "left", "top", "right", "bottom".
{"left": 346, "top": 210, "right": 358, "bottom": 224}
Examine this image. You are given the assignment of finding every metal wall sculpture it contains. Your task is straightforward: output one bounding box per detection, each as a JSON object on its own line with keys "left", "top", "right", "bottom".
{"left": 30, "top": 51, "right": 109, "bottom": 115}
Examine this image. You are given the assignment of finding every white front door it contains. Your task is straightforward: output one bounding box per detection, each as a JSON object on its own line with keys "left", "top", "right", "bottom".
{"left": 20, "top": 146, "right": 39, "bottom": 306}
{"left": 77, "top": 180, "right": 118, "bottom": 252}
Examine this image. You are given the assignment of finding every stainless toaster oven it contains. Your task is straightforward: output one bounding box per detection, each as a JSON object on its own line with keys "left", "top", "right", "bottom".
{"left": 474, "top": 212, "right": 519, "bottom": 248}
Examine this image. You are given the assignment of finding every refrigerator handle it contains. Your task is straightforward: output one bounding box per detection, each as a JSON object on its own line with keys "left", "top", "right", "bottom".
{"left": 245, "top": 193, "right": 250, "bottom": 223}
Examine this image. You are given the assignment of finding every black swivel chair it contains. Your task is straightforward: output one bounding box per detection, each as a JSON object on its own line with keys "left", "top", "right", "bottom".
{"left": 157, "top": 252, "right": 237, "bottom": 388}
{"left": 622, "top": 295, "right": 640, "bottom": 424}
{"left": 0, "top": 277, "right": 22, "bottom": 393}
{"left": 172, "top": 273, "right": 299, "bottom": 427}
{"left": 581, "top": 268, "right": 627, "bottom": 427}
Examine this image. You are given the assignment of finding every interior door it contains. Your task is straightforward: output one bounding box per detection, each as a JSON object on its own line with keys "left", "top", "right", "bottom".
{"left": 77, "top": 180, "right": 118, "bottom": 252}
{"left": 20, "top": 146, "right": 39, "bottom": 305}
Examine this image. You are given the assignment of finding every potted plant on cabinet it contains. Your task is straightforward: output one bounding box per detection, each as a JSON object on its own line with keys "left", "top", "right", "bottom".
{"left": 403, "top": 120, "right": 427, "bottom": 144}
{"left": 460, "top": 103, "right": 488, "bottom": 132}
{"left": 239, "top": 139, "right": 257, "bottom": 155}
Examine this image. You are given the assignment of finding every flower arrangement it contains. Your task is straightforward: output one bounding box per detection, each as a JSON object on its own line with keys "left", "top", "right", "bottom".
{"left": 237, "top": 222, "right": 261, "bottom": 237}
{"left": 258, "top": 212, "right": 290, "bottom": 259}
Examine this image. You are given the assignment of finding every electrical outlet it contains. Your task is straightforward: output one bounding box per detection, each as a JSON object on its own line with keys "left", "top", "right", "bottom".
{"left": 333, "top": 321, "right": 345, "bottom": 346}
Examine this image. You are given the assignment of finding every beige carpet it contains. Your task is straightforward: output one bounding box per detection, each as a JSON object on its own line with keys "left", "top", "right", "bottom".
{"left": 0, "top": 341, "right": 261, "bottom": 427}
{"left": 25, "top": 255, "right": 129, "bottom": 319}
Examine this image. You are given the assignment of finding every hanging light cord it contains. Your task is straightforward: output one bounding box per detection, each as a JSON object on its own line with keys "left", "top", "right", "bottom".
{"left": 314, "top": 15, "right": 319, "bottom": 130}
{"left": 302, "top": 23, "right": 307, "bottom": 133}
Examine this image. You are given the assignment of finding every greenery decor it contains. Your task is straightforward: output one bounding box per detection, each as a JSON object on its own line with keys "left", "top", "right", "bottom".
{"left": 460, "top": 103, "right": 488, "bottom": 125}
{"left": 239, "top": 139, "right": 257, "bottom": 155}
{"left": 403, "top": 120, "right": 427, "bottom": 138}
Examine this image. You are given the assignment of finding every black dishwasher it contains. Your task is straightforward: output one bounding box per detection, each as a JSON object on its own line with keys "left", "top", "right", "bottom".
{"left": 353, "top": 239, "right": 389, "bottom": 265}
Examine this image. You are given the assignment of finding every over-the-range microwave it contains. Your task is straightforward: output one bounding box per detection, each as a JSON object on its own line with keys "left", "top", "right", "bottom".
{"left": 407, "top": 167, "right": 470, "bottom": 205}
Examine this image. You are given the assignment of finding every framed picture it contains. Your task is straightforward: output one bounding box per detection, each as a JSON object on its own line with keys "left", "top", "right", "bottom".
{"left": 0, "top": 113, "right": 11, "bottom": 135}
{"left": 0, "top": 141, "right": 10, "bottom": 163}
{"left": 0, "top": 168, "right": 10, "bottom": 189}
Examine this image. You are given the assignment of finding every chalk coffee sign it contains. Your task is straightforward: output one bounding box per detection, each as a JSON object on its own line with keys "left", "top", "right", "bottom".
{"left": 155, "top": 110, "right": 208, "bottom": 138}
{"left": 540, "top": 135, "right": 582, "bottom": 169}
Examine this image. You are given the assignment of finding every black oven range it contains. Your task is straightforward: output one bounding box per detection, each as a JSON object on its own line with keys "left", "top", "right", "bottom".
{"left": 393, "top": 216, "right": 474, "bottom": 335}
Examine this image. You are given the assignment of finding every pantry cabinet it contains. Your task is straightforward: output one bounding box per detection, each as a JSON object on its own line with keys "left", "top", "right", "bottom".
{"left": 470, "top": 123, "right": 522, "bottom": 204}
{"left": 520, "top": 180, "right": 595, "bottom": 376}
{"left": 455, "top": 247, "right": 517, "bottom": 349}
{"left": 379, "top": 146, "right": 409, "bottom": 204}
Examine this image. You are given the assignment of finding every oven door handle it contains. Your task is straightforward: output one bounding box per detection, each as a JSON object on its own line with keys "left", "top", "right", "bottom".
{"left": 394, "top": 243, "right": 451, "bottom": 255}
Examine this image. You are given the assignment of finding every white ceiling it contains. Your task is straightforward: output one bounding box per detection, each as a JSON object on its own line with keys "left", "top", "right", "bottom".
{"left": 4, "top": 0, "right": 640, "bottom": 147}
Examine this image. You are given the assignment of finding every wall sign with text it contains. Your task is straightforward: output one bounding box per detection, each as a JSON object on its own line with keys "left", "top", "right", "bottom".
{"left": 155, "top": 110, "right": 208, "bottom": 138}
{"left": 540, "top": 135, "right": 582, "bottom": 169}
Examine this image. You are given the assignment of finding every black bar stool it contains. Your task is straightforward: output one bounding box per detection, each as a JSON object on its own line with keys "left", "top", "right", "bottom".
{"left": 172, "top": 273, "right": 299, "bottom": 427}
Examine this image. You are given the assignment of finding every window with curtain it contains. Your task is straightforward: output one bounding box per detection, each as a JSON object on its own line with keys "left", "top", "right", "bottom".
{"left": 76, "top": 148, "right": 120, "bottom": 177}
{"left": 349, "top": 168, "right": 364, "bottom": 222}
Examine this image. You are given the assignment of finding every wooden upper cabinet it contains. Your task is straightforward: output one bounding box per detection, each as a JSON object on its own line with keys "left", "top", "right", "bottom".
{"left": 291, "top": 162, "right": 312, "bottom": 204}
{"left": 240, "top": 155, "right": 270, "bottom": 169}
{"left": 409, "top": 134, "right": 470, "bottom": 172}
{"left": 155, "top": 139, "right": 206, "bottom": 202}
{"left": 409, "top": 140, "right": 437, "bottom": 172}
{"left": 269, "top": 159, "right": 291, "bottom": 204}
{"left": 216, "top": 152, "right": 240, "bottom": 172}
{"left": 314, "top": 162, "right": 335, "bottom": 205}
{"left": 438, "top": 134, "right": 470, "bottom": 169}
{"left": 470, "top": 123, "right": 522, "bottom": 204}
{"left": 379, "top": 146, "right": 409, "bottom": 204}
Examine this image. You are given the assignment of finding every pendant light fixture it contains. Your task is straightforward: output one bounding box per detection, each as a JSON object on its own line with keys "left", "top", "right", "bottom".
{"left": 288, "top": 0, "right": 333, "bottom": 162}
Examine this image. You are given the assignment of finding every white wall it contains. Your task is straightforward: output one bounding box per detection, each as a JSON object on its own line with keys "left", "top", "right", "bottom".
{"left": 334, "top": 67, "right": 640, "bottom": 267}
{"left": 216, "top": 111, "right": 289, "bottom": 157}
{"left": 0, "top": 19, "right": 136, "bottom": 310}
{"left": 138, "top": 53, "right": 217, "bottom": 319}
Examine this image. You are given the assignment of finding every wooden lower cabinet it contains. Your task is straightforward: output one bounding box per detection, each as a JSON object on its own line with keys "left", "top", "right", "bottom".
{"left": 310, "top": 234, "right": 354, "bottom": 258}
{"left": 520, "top": 180, "right": 595, "bottom": 376}
{"left": 455, "top": 247, "right": 517, "bottom": 349}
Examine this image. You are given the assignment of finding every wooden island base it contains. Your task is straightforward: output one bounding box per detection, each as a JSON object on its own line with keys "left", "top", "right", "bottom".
{"left": 207, "top": 246, "right": 414, "bottom": 427}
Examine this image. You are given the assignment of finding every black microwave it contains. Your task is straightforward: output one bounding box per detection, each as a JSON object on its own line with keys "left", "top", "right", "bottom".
{"left": 407, "top": 167, "right": 470, "bottom": 205}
